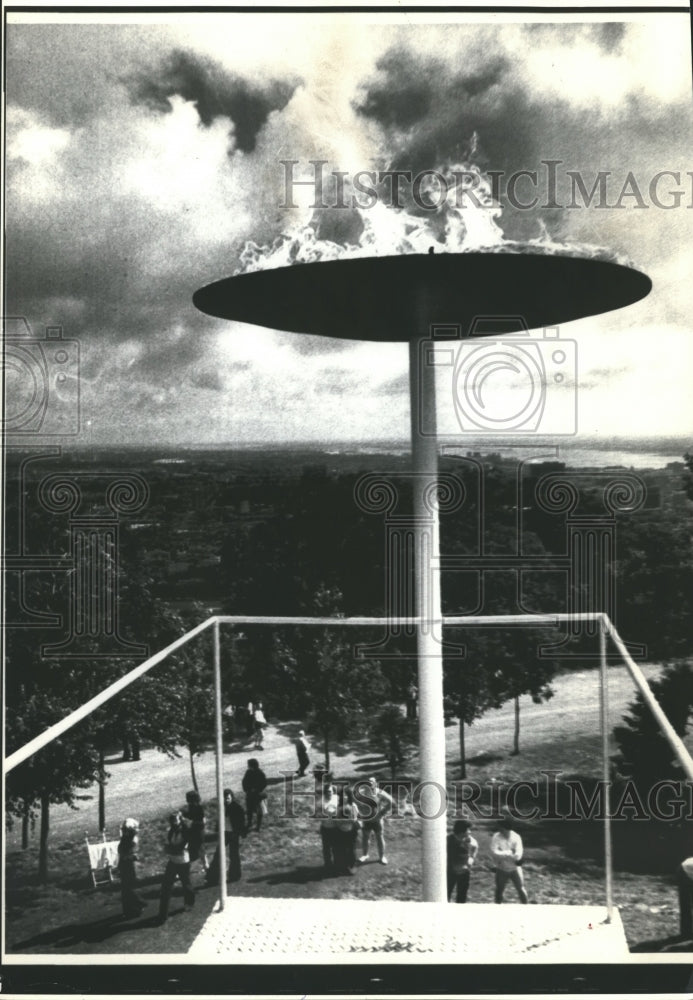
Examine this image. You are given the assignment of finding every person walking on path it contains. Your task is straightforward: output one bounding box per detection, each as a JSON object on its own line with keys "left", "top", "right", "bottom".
{"left": 446, "top": 819, "right": 478, "bottom": 903}
{"left": 242, "top": 758, "right": 268, "bottom": 831}
{"left": 357, "top": 776, "right": 394, "bottom": 865}
{"left": 295, "top": 729, "right": 310, "bottom": 777}
{"left": 117, "top": 817, "right": 145, "bottom": 918}
{"left": 490, "top": 812, "right": 528, "bottom": 904}
{"left": 253, "top": 702, "right": 267, "bottom": 749}
{"left": 206, "top": 789, "right": 247, "bottom": 885}
{"left": 182, "top": 790, "right": 209, "bottom": 876}
{"left": 158, "top": 811, "right": 195, "bottom": 922}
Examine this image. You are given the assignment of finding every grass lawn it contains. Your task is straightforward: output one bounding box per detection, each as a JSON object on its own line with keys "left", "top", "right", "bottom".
{"left": 5, "top": 663, "right": 692, "bottom": 957}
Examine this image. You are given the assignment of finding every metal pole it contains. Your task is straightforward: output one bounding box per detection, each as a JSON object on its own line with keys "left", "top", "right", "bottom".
{"left": 6, "top": 616, "right": 217, "bottom": 773}
{"left": 213, "top": 618, "right": 227, "bottom": 911}
{"left": 607, "top": 619, "right": 693, "bottom": 782}
{"left": 409, "top": 329, "right": 447, "bottom": 903}
{"left": 599, "top": 617, "right": 614, "bottom": 921}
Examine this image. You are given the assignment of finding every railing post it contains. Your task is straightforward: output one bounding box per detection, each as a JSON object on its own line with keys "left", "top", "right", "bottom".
{"left": 213, "top": 618, "right": 226, "bottom": 911}
{"left": 599, "top": 615, "right": 614, "bottom": 922}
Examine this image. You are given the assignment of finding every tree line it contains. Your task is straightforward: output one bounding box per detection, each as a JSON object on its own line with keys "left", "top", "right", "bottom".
{"left": 6, "top": 454, "right": 693, "bottom": 878}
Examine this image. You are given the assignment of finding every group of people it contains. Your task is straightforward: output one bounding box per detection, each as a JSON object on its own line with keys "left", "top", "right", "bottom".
{"left": 115, "top": 732, "right": 536, "bottom": 924}
{"left": 319, "top": 775, "right": 395, "bottom": 874}
{"left": 222, "top": 701, "right": 268, "bottom": 749}
{"left": 446, "top": 813, "right": 528, "bottom": 904}
{"left": 115, "top": 762, "right": 270, "bottom": 923}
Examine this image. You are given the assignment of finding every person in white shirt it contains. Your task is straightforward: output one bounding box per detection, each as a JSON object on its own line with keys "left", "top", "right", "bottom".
{"left": 319, "top": 778, "right": 340, "bottom": 871}
{"left": 490, "top": 812, "right": 528, "bottom": 904}
{"left": 357, "top": 776, "right": 394, "bottom": 865}
{"left": 253, "top": 702, "right": 267, "bottom": 749}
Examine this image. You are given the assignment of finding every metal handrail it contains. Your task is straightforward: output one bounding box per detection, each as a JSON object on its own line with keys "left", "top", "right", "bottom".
{"left": 6, "top": 610, "right": 693, "bottom": 918}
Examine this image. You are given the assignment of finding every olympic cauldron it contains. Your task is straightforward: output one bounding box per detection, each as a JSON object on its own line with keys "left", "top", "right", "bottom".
{"left": 194, "top": 249, "right": 651, "bottom": 901}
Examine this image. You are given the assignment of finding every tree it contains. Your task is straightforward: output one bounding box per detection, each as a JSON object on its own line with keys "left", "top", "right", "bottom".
{"left": 683, "top": 452, "right": 693, "bottom": 502}
{"left": 275, "top": 586, "right": 388, "bottom": 771}
{"left": 613, "top": 660, "right": 693, "bottom": 790}
{"left": 370, "top": 704, "right": 418, "bottom": 780}
{"left": 6, "top": 663, "right": 100, "bottom": 881}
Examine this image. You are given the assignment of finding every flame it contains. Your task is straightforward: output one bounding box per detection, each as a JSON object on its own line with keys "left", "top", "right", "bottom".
{"left": 237, "top": 151, "right": 632, "bottom": 274}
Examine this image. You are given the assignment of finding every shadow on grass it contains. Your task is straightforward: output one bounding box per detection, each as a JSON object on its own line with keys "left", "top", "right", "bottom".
{"left": 9, "top": 908, "right": 164, "bottom": 950}
{"left": 246, "top": 864, "right": 338, "bottom": 886}
{"left": 631, "top": 935, "right": 692, "bottom": 953}
{"left": 272, "top": 722, "right": 375, "bottom": 761}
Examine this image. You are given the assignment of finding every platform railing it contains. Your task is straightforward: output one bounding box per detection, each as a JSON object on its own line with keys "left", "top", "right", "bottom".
{"left": 6, "top": 611, "right": 693, "bottom": 919}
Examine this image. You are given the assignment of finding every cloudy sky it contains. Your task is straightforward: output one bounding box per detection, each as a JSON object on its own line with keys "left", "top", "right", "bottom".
{"left": 6, "top": 11, "right": 693, "bottom": 446}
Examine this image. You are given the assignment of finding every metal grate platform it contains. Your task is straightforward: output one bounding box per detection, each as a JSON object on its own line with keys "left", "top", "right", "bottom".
{"left": 188, "top": 898, "right": 629, "bottom": 962}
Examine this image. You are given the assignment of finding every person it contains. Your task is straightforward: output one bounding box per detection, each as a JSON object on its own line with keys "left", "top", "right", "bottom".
{"left": 295, "top": 729, "right": 310, "bottom": 777}
{"left": 121, "top": 725, "right": 140, "bottom": 762}
{"left": 207, "top": 789, "right": 247, "bottom": 885}
{"left": 357, "top": 776, "right": 394, "bottom": 865}
{"left": 677, "top": 857, "right": 693, "bottom": 940}
{"left": 158, "top": 810, "right": 195, "bottom": 922}
{"left": 334, "top": 784, "right": 361, "bottom": 874}
{"left": 117, "top": 817, "right": 145, "bottom": 918}
{"left": 253, "top": 702, "right": 267, "bottom": 749}
{"left": 182, "top": 790, "right": 208, "bottom": 875}
{"left": 222, "top": 703, "right": 236, "bottom": 741}
{"left": 242, "top": 758, "right": 268, "bottom": 831}
{"left": 246, "top": 701, "right": 255, "bottom": 737}
{"left": 446, "top": 819, "right": 478, "bottom": 903}
{"left": 319, "top": 776, "right": 340, "bottom": 871}
{"left": 490, "top": 812, "right": 528, "bottom": 904}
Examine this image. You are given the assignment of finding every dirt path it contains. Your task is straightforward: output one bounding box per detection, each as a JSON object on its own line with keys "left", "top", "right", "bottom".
{"left": 6, "top": 662, "right": 667, "bottom": 847}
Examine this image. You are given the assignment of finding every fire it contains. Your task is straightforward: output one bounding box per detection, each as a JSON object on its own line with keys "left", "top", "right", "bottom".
{"left": 237, "top": 147, "right": 632, "bottom": 274}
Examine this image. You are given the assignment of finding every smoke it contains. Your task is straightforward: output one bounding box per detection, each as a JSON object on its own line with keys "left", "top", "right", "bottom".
{"left": 127, "top": 49, "right": 300, "bottom": 153}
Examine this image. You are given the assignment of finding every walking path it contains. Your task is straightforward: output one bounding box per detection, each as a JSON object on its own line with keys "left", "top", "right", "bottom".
{"left": 22, "top": 662, "right": 663, "bottom": 845}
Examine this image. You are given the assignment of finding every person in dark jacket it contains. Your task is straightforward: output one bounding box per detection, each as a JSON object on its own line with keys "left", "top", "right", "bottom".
{"left": 446, "top": 819, "right": 478, "bottom": 903}
{"left": 242, "top": 758, "right": 268, "bottom": 831}
{"left": 207, "top": 789, "right": 247, "bottom": 885}
{"left": 117, "top": 817, "right": 145, "bottom": 918}
{"left": 158, "top": 811, "right": 195, "bottom": 922}
{"left": 295, "top": 729, "right": 310, "bottom": 777}
{"left": 182, "top": 790, "right": 208, "bottom": 875}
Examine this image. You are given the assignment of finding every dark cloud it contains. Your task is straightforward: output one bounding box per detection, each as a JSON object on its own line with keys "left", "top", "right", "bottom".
{"left": 352, "top": 38, "right": 688, "bottom": 251}
{"left": 126, "top": 49, "right": 300, "bottom": 153}
{"left": 279, "top": 332, "right": 353, "bottom": 356}
{"left": 380, "top": 372, "right": 409, "bottom": 396}
{"left": 578, "top": 365, "right": 629, "bottom": 390}
{"left": 523, "top": 22, "right": 626, "bottom": 54}
{"left": 355, "top": 47, "right": 532, "bottom": 180}
{"left": 357, "top": 49, "right": 507, "bottom": 131}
